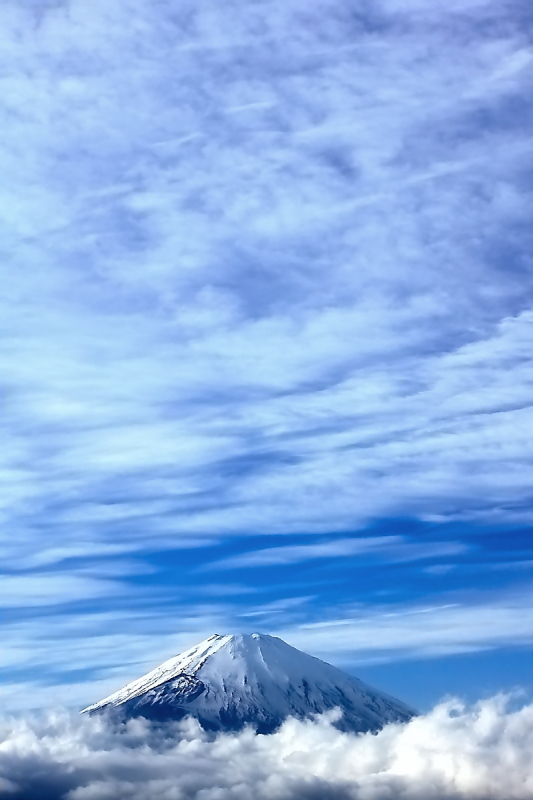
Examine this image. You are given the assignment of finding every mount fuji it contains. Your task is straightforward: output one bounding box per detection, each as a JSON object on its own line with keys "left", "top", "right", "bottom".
{"left": 82, "top": 633, "right": 415, "bottom": 733}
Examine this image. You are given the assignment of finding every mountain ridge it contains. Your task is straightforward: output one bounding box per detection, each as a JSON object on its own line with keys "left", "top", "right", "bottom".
{"left": 82, "top": 632, "right": 415, "bottom": 733}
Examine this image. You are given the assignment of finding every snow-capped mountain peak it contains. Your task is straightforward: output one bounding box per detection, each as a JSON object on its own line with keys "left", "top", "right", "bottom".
{"left": 82, "top": 633, "right": 415, "bottom": 733}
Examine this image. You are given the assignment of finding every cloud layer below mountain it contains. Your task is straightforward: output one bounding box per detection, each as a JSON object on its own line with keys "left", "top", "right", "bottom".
{"left": 1, "top": 696, "right": 532, "bottom": 800}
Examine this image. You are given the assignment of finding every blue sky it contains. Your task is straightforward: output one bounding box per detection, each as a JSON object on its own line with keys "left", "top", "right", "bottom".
{"left": 1, "top": 0, "right": 532, "bottom": 712}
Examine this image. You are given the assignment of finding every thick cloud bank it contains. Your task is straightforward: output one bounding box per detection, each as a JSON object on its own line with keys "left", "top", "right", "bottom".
{"left": 1, "top": 697, "right": 532, "bottom": 800}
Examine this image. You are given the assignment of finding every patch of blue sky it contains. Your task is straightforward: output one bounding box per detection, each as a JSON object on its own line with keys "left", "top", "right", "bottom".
{"left": 1, "top": 0, "right": 533, "bottom": 711}
{"left": 2, "top": 518, "right": 532, "bottom": 710}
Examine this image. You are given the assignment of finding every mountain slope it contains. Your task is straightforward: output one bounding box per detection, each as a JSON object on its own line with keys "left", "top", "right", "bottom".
{"left": 82, "top": 633, "right": 415, "bottom": 733}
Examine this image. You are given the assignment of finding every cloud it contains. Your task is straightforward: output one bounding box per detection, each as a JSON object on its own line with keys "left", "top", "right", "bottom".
{"left": 281, "top": 593, "right": 533, "bottom": 662}
{"left": 204, "top": 537, "right": 467, "bottom": 570}
{"left": 1, "top": 0, "right": 533, "bottom": 568}
{"left": 240, "top": 595, "right": 314, "bottom": 618}
{"left": 2, "top": 591, "right": 532, "bottom": 713}
{"left": 2, "top": 0, "right": 533, "bottom": 714}
{"left": 1, "top": 696, "right": 532, "bottom": 799}
{"left": 0, "top": 573, "right": 125, "bottom": 608}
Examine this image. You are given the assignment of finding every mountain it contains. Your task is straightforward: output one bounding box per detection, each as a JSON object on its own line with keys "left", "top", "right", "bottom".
{"left": 82, "top": 633, "right": 415, "bottom": 733}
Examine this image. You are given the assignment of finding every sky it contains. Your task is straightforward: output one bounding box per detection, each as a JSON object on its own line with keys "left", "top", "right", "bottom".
{"left": 1, "top": 0, "right": 533, "bottom": 716}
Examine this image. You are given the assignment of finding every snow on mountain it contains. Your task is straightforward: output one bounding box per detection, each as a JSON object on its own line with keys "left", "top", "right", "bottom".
{"left": 82, "top": 633, "right": 415, "bottom": 733}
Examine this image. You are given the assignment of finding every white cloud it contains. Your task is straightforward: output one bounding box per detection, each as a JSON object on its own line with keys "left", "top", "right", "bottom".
{"left": 1, "top": 0, "right": 533, "bottom": 713}
{"left": 1, "top": 0, "right": 532, "bottom": 560}
{"left": 0, "top": 573, "right": 126, "bottom": 608}
{"left": 206, "top": 537, "right": 466, "bottom": 569}
{"left": 0, "top": 697, "right": 532, "bottom": 799}
{"left": 280, "top": 593, "right": 533, "bottom": 662}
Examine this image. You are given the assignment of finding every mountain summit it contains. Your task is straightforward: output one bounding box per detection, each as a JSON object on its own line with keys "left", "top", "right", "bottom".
{"left": 82, "top": 633, "right": 415, "bottom": 733}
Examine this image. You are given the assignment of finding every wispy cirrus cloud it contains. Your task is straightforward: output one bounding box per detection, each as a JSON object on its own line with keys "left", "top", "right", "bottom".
{"left": 204, "top": 537, "right": 467, "bottom": 570}
{"left": 2, "top": 0, "right": 533, "bottom": 562}
{"left": 1, "top": 0, "right": 532, "bottom": 710}
{"left": 281, "top": 592, "right": 533, "bottom": 663}
{"left": 0, "top": 573, "right": 127, "bottom": 608}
